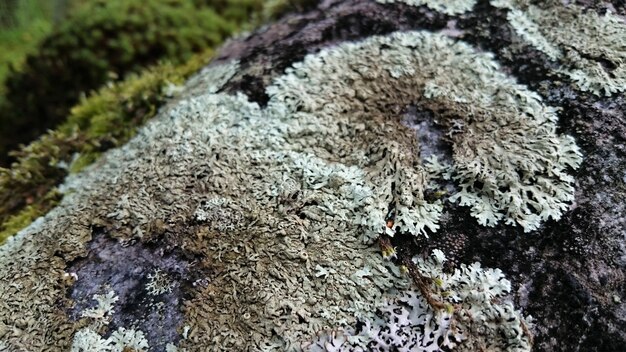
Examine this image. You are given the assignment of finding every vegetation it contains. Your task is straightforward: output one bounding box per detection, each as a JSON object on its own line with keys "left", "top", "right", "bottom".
{"left": 0, "top": 0, "right": 235, "bottom": 163}
{"left": 0, "top": 0, "right": 314, "bottom": 243}
{"left": 0, "top": 51, "right": 212, "bottom": 243}
{"left": 0, "top": 0, "right": 55, "bottom": 96}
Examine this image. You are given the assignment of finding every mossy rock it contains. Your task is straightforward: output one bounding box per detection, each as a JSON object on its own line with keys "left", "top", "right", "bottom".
{"left": 0, "top": 0, "right": 235, "bottom": 164}
{"left": 0, "top": 0, "right": 313, "bottom": 247}
{"left": 0, "top": 1, "right": 624, "bottom": 351}
{"left": 0, "top": 50, "right": 213, "bottom": 244}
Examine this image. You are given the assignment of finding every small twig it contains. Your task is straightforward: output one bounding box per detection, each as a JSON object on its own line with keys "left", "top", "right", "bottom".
{"left": 520, "top": 317, "right": 534, "bottom": 347}
{"left": 400, "top": 256, "right": 447, "bottom": 310}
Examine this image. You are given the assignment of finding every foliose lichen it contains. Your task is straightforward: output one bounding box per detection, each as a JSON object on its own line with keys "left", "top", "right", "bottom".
{"left": 71, "top": 327, "right": 151, "bottom": 352}
{"left": 268, "top": 30, "right": 581, "bottom": 233}
{"left": 71, "top": 290, "right": 150, "bottom": 352}
{"left": 307, "top": 250, "right": 531, "bottom": 352}
{"left": 491, "top": 0, "right": 626, "bottom": 96}
{"left": 80, "top": 290, "right": 118, "bottom": 322}
{"left": 0, "top": 27, "right": 579, "bottom": 352}
{"left": 146, "top": 269, "right": 175, "bottom": 296}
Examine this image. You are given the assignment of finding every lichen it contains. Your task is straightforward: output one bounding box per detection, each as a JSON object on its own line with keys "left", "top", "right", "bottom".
{"left": 81, "top": 290, "right": 119, "bottom": 322}
{"left": 71, "top": 328, "right": 111, "bottom": 352}
{"left": 376, "top": 0, "right": 477, "bottom": 15}
{"left": 0, "top": 52, "right": 226, "bottom": 244}
{"left": 492, "top": 0, "right": 626, "bottom": 96}
{"left": 0, "top": 28, "right": 576, "bottom": 350}
{"left": 71, "top": 288, "right": 185, "bottom": 352}
{"left": 307, "top": 250, "right": 532, "bottom": 351}
{"left": 71, "top": 327, "right": 150, "bottom": 352}
{"left": 108, "top": 327, "right": 150, "bottom": 352}
{"left": 268, "top": 30, "right": 581, "bottom": 233}
{"left": 146, "top": 269, "right": 175, "bottom": 296}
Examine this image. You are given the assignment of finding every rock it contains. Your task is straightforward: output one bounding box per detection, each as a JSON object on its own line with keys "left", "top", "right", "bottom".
{"left": 0, "top": 1, "right": 623, "bottom": 351}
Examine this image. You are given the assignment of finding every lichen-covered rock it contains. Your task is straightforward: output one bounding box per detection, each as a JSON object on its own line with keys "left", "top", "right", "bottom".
{"left": 0, "top": 1, "right": 624, "bottom": 351}
{"left": 0, "top": 0, "right": 236, "bottom": 164}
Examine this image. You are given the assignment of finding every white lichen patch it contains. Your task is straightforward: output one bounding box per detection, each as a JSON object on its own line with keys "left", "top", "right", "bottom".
{"left": 193, "top": 196, "right": 243, "bottom": 232}
{"left": 376, "top": 0, "right": 477, "bottom": 15}
{"left": 108, "top": 327, "right": 150, "bottom": 352}
{"left": 71, "top": 328, "right": 111, "bottom": 352}
{"left": 0, "top": 28, "right": 578, "bottom": 351}
{"left": 71, "top": 289, "right": 165, "bottom": 352}
{"left": 146, "top": 269, "right": 175, "bottom": 296}
{"left": 307, "top": 251, "right": 532, "bottom": 352}
{"left": 493, "top": 0, "right": 626, "bottom": 96}
{"left": 268, "top": 30, "right": 581, "bottom": 233}
{"left": 71, "top": 327, "right": 150, "bottom": 352}
{"left": 166, "top": 342, "right": 186, "bottom": 352}
{"left": 81, "top": 290, "right": 119, "bottom": 322}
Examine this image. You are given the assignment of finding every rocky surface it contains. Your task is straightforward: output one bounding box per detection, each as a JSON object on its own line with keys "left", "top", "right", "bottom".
{"left": 0, "top": 1, "right": 624, "bottom": 351}
{"left": 219, "top": 3, "right": 626, "bottom": 348}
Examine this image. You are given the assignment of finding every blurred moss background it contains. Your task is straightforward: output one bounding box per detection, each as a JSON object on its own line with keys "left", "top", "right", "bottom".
{"left": 0, "top": 0, "right": 315, "bottom": 243}
{"left": 0, "top": 0, "right": 271, "bottom": 165}
{"left": 0, "top": 0, "right": 55, "bottom": 94}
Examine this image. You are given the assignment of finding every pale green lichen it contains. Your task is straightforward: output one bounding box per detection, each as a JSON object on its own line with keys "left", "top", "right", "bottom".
{"left": 146, "top": 269, "right": 175, "bottom": 296}
{"left": 81, "top": 290, "right": 118, "bottom": 322}
{"left": 308, "top": 250, "right": 532, "bottom": 351}
{"left": 493, "top": 0, "right": 626, "bottom": 96}
{"left": 71, "top": 327, "right": 150, "bottom": 352}
{"left": 269, "top": 30, "right": 581, "bottom": 233}
{"left": 108, "top": 327, "right": 150, "bottom": 352}
{"left": 0, "top": 29, "right": 577, "bottom": 350}
{"left": 71, "top": 328, "right": 111, "bottom": 352}
{"left": 506, "top": 7, "right": 561, "bottom": 61}
{"left": 72, "top": 290, "right": 149, "bottom": 351}
{"left": 376, "top": 0, "right": 477, "bottom": 15}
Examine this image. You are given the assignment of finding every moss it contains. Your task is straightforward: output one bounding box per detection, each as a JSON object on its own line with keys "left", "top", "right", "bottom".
{"left": 69, "top": 152, "right": 102, "bottom": 174}
{"left": 0, "top": 0, "right": 236, "bottom": 162}
{"left": 0, "top": 50, "right": 213, "bottom": 243}
{"left": 0, "top": 0, "right": 54, "bottom": 89}
{"left": 260, "top": 0, "right": 320, "bottom": 21}
{"left": 196, "top": 0, "right": 317, "bottom": 28}
{"left": 0, "top": 188, "right": 61, "bottom": 244}
{"left": 64, "top": 53, "right": 209, "bottom": 142}
{"left": 0, "top": 206, "right": 40, "bottom": 244}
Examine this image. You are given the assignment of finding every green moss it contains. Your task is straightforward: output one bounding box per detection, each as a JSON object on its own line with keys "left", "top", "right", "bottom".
{"left": 0, "top": 188, "right": 61, "bottom": 244}
{"left": 0, "top": 0, "right": 235, "bottom": 162}
{"left": 0, "top": 0, "right": 311, "bottom": 245}
{"left": 193, "top": 0, "right": 317, "bottom": 28}
{"left": 0, "top": 206, "right": 40, "bottom": 244}
{"left": 0, "top": 50, "right": 213, "bottom": 242}
{"left": 0, "top": 0, "right": 54, "bottom": 90}
{"left": 259, "top": 0, "right": 319, "bottom": 22}
{"left": 69, "top": 152, "right": 101, "bottom": 174}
